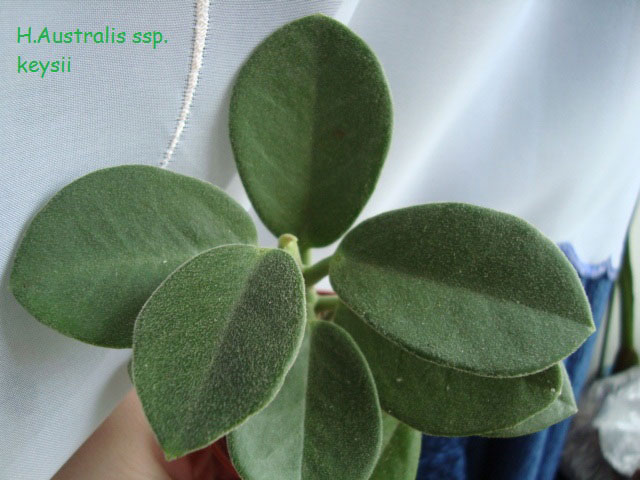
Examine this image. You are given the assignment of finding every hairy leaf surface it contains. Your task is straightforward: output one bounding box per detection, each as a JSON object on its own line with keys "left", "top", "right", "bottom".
{"left": 484, "top": 363, "right": 577, "bottom": 437}
{"left": 230, "top": 14, "right": 392, "bottom": 247}
{"left": 228, "top": 321, "right": 381, "bottom": 480}
{"left": 330, "top": 203, "right": 594, "bottom": 377}
{"left": 370, "top": 414, "right": 421, "bottom": 480}
{"left": 133, "top": 245, "right": 305, "bottom": 459}
{"left": 10, "top": 165, "right": 256, "bottom": 347}
{"left": 334, "top": 304, "right": 562, "bottom": 436}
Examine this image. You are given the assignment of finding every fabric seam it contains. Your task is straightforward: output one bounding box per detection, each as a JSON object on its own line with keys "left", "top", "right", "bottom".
{"left": 160, "top": 0, "right": 211, "bottom": 168}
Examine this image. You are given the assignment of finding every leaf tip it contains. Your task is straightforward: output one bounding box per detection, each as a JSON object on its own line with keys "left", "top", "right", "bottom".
{"left": 163, "top": 450, "right": 182, "bottom": 462}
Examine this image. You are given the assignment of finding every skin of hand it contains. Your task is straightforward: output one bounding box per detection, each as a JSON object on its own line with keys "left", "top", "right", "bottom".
{"left": 52, "top": 389, "right": 228, "bottom": 480}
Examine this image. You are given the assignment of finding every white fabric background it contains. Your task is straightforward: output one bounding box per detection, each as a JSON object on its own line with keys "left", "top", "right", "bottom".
{"left": 1, "top": 1, "right": 639, "bottom": 478}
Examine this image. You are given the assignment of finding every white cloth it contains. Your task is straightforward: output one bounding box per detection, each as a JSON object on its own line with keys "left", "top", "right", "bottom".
{"left": 1, "top": 1, "right": 639, "bottom": 478}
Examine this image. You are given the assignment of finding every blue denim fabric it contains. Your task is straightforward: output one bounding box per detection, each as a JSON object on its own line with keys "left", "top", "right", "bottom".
{"left": 416, "top": 267, "right": 615, "bottom": 480}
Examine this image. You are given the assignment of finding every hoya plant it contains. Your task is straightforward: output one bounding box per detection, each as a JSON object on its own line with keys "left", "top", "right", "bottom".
{"left": 10, "top": 15, "right": 594, "bottom": 480}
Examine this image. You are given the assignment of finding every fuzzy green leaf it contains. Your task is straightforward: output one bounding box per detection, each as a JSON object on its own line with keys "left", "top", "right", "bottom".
{"left": 334, "top": 303, "right": 562, "bottom": 436}
{"left": 132, "top": 245, "right": 305, "bottom": 460}
{"left": 229, "top": 14, "right": 392, "bottom": 247}
{"left": 10, "top": 165, "right": 257, "bottom": 348}
{"left": 228, "top": 321, "right": 382, "bottom": 480}
{"left": 330, "top": 203, "right": 594, "bottom": 377}
{"left": 483, "top": 362, "right": 577, "bottom": 438}
{"left": 370, "top": 414, "right": 421, "bottom": 480}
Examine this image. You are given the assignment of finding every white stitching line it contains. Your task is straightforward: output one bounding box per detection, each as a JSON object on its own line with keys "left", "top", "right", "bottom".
{"left": 160, "top": 0, "right": 211, "bottom": 168}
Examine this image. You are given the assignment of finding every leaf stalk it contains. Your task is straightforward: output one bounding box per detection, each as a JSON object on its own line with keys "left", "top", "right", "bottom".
{"left": 303, "top": 257, "right": 331, "bottom": 287}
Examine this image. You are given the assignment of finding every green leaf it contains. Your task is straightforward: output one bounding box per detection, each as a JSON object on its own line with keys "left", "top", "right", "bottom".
{"left": 228, "top": 321, "right": 382, "bottom": 480}
{"left": 229, "top": 14, "right": 392, "bottom": 247}
{"left": 10, "top": 165, "right": 256, "bottom": 348}
{"left": 132, "top": 245, "right": 305, "bottom": 460}
{"left": 334, "top": 303, "right": 563, "bottom": 436}
{"left": 370, "top": 414, "right": 421, "bottom": 480}
{"left": 330, "top": 203, "right": 594, "bottom": 377}
{"left": 483, "top": 363, "right": 577, "bottom": 438}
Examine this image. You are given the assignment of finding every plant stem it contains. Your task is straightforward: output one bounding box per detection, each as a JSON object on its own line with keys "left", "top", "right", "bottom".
{"left": 300, "top": 248, "right": 312, "bottom": 266}
{"left": 306, "top": 287, "right": 318, "bottom": 322}
{"left": 303, "top": 256, "right": 331, "bottom": 287}
{"left": 314, "top": 295, "right": 339, "bottom": 314}
{"left": 620, "top": 238, "right": 635, "bottom": 351}
{"left": 278, "top": 234, "right": 302, "bottom": 267}
{"left": 613, "top": 237, "right": 639, "bottom": 372}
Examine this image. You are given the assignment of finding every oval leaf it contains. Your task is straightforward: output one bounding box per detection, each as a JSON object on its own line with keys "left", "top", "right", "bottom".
{"left": 334, "top": 303, "right": 562, "bottom": 436}
{"left": 229, "top": 14, "right": 392, "bottom": 247}
{"left": 483, "top": 363, "right": 577, "bottom": 438}
{"left": 228, "top": 321, "right": 382, "bottom": 480}
{"left": 330, "top": 203, "right": 594, "bottom": 377}
{"left": 370, "top": 414, "right": 422, "bottom": 480}
{"left": 10, "top": 165, "right": 257, "bottom": 348}
{"left": 132, "top": 245, "right": 305, "bottom": 459}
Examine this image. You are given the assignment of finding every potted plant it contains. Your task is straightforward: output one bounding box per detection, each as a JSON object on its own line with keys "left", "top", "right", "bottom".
{"left": 9, "top": 14, "right": 593, "bottom": 479}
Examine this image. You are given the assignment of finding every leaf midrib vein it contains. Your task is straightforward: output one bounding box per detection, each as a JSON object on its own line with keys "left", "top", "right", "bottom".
{"left": 342, "top": 256, "right": 589, "bottom": 329}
